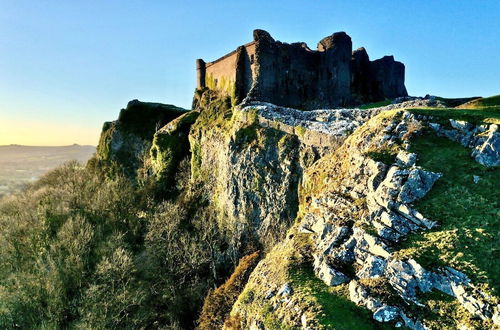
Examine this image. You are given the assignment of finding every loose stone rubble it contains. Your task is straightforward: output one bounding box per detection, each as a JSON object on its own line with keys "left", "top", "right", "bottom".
{"left": 239, "top": 101, "right": 383, "bottom": 139}
{"left": 430, "top": 120, "right": 499, "bottom": 167}
{"left": 238, "top": 95, "right": 452, "bottom": 143}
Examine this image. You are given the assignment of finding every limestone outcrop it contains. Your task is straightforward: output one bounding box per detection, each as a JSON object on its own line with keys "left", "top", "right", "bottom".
{"left": 226, "top": 107, "right": 498, "bottom": 329}
{"left": 430, "top": 120, "right": 500, "bottom": 167}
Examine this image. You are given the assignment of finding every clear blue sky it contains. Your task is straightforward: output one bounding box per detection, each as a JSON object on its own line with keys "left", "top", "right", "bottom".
{"left": 0, "top": 0, "right": 499, "bottom": 145}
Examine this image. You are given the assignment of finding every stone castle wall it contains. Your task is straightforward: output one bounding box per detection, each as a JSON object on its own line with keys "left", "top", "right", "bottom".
{"left": 197, "top": 42, "right": 257, "bottom": 101}
{"left": 196, "top": 30, "right": 408, "bottom": 109}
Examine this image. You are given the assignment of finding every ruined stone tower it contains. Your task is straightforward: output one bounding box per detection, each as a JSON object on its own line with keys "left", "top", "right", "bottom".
{"left": 196, "top": 29, "right": 408, "bottom": 109}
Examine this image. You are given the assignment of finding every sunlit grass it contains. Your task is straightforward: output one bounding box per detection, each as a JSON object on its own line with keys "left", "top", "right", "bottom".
{"left": 395, "top": 132, "right": 499, "bottom": 297}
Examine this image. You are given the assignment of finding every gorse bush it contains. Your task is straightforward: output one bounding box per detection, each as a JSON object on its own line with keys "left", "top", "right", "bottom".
{"left": 0, "top": 160, "right": 249, "bottom": 329}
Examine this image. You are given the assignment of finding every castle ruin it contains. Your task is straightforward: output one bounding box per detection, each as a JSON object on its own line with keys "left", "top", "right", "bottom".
{"left": 196, "top": 30, "right": 408, "bottom": 109}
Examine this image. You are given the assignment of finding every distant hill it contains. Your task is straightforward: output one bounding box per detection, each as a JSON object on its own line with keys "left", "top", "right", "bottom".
{"left": 456, "top": 94, "right": 500, "bottom": 108}
{"left": 0, "top": 144, "right": 96, "bottom": 197}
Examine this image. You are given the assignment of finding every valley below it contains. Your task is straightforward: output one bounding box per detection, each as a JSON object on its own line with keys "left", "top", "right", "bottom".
{"left": 0, "top": 144, "right": 95, "bottom": 197}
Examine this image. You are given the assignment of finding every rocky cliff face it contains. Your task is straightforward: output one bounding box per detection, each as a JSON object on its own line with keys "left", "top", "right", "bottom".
{"left": 96, "top": 99, "right": 187, "bottom": 178}
{"left": 226, "top": 105, "right": 499, "bottom": 329}
{"left": 96, "top": 93, "right": 499, "bottom": 329}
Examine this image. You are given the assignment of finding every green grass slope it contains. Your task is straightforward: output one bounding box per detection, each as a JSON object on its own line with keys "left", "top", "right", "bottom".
{"left": 290, "top": 266, "right": 392, "bottom": 330}
{"left": 457, "top": 95, "right": 500, "bottom": 109}
{"left": 396, "top": 132, "right": 499, "bottom": 295}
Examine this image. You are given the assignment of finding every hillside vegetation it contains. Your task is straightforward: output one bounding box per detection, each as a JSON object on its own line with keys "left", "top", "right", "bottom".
{"left": 0, "top": 160, "right": 247, "bottom": 329}
{"left": 0, "top": 92, "right": 498, "bottom": 329}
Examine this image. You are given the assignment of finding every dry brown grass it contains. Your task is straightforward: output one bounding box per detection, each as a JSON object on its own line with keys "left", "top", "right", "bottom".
{"left": 197, "top": 251, "right": 260, "bottom": 330}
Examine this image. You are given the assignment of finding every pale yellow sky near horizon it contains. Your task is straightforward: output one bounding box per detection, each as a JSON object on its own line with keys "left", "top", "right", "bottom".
{"left": 0, "top": 118, "right": 100, "bottom": 146}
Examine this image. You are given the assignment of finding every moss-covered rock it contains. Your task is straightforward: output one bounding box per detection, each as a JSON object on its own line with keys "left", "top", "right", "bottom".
{"left": 96, "top": 100, "right": 187, "bottom": 178}
{"left": 150, "top": 111, "right": 199, "bottom": 189}
{"left": 187, "top": 89, "right": 333, "bottom": 250}
{"left": 117, "top": 99, "right": 186, "bottom": 139}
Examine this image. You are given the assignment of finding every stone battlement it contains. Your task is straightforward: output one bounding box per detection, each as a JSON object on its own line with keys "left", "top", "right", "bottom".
{"left": 196, "top": 30, "right": 408, "bottom": 109}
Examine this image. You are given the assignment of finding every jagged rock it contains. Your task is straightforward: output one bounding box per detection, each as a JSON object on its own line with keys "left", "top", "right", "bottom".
{"left": 356, "top": 255, "right": 387, "bottom": 279}
{"left": 452, "top": 284, "right": 491, "bottom": 320}
{"left": 472, "top": 128, "right": 500, "bottom": 166}
{"left": 278, "top": 283, "right": 293, "bottom": 296}
{"left": 429, "top": 121, "right": 473, "bottom": 147}
{"left": 225, "top": 107, "right": 497, "bottom": 328}
{"left": 395, "top": 204, "right": 437, "bottom": 229}
{"left": 493, "top": 306, "right": 500, "bottom": 326}
{"left": 450, "top": 119, "right": 474, "bottom": 132}
{"left": 373, "top": 166, "right": 408, "bottom": 207}
{"left": 366, "top": 159, "right": 388, "bottom": 192}
{"left": 374, "top": 222, "right": 402, "bottom": 242}
{"left": 431, "top": 272, "right": 455, "bottom": 296}
{"left": 385, "top": 259, "right": 421, "bottom": 301}
{"left": 320, "top": 226, "right": 351, "bottom": 254}
{"left": 314, "top": 258, "right": 350, "bottom": 286}
{"left": 150, "top": 111, "right": 199, "bottom": 185}
{"left": 397, "top": 168, "right": 442, "bottom": 203}
{"left": 298, "top": 225, "right": 315, "bottom": 234}
{"left": 373, "top": 305, "right": 400, "bottom": 322}
{"left": 400, "top": 312, "right": 427, "bottom": 330}
{"left": 96, "top": 100, "right": 187, "bottom": 177}
{"left": 300, "top": 313, "right": 309, "bottom": 329}
{"left": 329, "top": 246, "right": 356, "bottom": 264}
{"left": 443, "top": 267, "right": 470, "bottom": 285}
{"left": 363, "top": 232, "right": 392, "bottom": 259}
{"left": 379, "top": 210, "right": 418, "bottom": 235}
{"left": 349, "top": 281, "right": 383, "bottom": 311}
{"left": 395, "top": 151, "right": 417, "bottom": 167}
{"left": 430, "top": 120, "right": 499, "bottom": 167}
{"left": 242, "top": 102, "right": 382, "bottom": 141}
{"left": 407, "top": 259, "right": 433, "bottom": 293}
{"left": 265, "top": 288, "right": 277, "bottom": 299}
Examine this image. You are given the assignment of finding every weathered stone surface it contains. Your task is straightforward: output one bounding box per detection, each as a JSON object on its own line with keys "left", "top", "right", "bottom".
{"left": 379, "top": 210, "right": 417, "bottom": 235}
{"left": 315, "top": 261, "right": 350, "bottom": 286}
{"left": 397, "top": 168, "right": 442, "bottom": 203}
{"left": 319, "top": 226, "right": 351, "bottom": 255}
{"left": 225, "top": 106, "right": 497, "bottom": 328}
{"left": 400, "top": 312, "right": 427, "bottom": 330}
{"left": 430, "top": 121, "right": 500, "bottom": 167}
{"left": 450, "top": 119, "right": 474, "bottom": 132}
{"left": 395, "top": 204, "right": 437, "bottom": 229}
{"left": 349, "top": 280, "right": 383, "bottom": 311}
{"left": 278, "top": 283, "right": 293, "bottom": 296}
{"left": 373, "top": 305, "right": 400, "bottom": 322}
{"left": 493, "top": 306, "right": 500, "bottom": 326}
{"left": 239, "top": 102, "right": 382, "bottom": 144}
{"left": 150, "top": 111, "right": 199, "bottom": 185}
{"left": 96, "top": 100, "right": 187, "bottom": 177}
{"left": 198, "top": 29, "right": 407, "bottom": 109}
{"left": 395, "top": 151, "right": 417, "bottom": 167}
{"left": 472, "top": 129, "right": 500, "bottom": 166}
{"left": 356, "top": 255, "right": 387, "bottom": 279}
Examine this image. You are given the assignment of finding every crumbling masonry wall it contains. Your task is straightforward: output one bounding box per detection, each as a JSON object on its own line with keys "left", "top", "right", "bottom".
{"left": 197, "top": 42, "right": 257, "bottom": 104}
{"left": 196, "top": 30, "right": 408, "bottom": 109}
